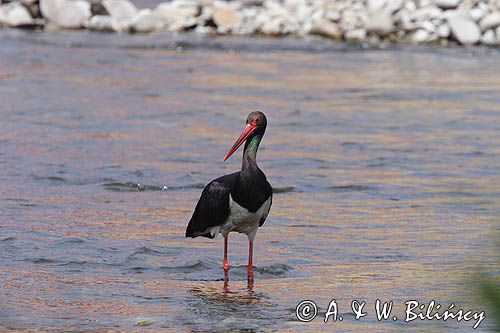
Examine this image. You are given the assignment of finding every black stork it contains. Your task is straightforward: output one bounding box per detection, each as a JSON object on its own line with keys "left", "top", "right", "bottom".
{"left": 185, "top": 111, "right": 272, "bottom": 282}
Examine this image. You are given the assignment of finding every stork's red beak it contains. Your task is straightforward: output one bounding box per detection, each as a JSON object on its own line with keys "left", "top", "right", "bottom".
{"left": 223, "top": 123, "right": 257, "bottom": 161}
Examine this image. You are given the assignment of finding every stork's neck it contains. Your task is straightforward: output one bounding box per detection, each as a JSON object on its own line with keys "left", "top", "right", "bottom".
{"left": 241, "top": 133, "right": 262, "bottom": 178}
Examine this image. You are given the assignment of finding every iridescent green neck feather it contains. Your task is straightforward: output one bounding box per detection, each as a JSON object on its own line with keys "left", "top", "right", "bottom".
{"left": 242, "top": 134, "right": 262, "bottom": 176}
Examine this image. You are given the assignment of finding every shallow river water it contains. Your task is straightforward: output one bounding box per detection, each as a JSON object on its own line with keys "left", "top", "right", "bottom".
{"left": 1, "top": 30, "right": 499, "bottom": 332}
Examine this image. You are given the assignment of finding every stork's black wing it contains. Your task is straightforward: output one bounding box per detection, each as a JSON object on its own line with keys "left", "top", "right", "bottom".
{"left": 185, "top": 172, "right": 239, "bottom": 239}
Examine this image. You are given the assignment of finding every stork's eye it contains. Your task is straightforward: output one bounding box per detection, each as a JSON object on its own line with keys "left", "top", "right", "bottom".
{"left": 252, "top": 118, "right": 259, "bottom": 126}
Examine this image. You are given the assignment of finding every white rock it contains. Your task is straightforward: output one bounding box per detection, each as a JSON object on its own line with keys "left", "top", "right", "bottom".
{"left": 325, "top": 10, "right": 340, "bottom": 22}
{"left": 443, "top": 9, "right": 466, "bottom": 19}
{"left": 154, "top": 0, "right": 198, "bottom": 31}
{"left": 54, "top": 0, "right": 90, "bottom": 28}
{"left": 469, "top": 7, "right": 486, "bottom": 22}
{"left": 310, "top": 18, "right": 341, "bottom": 39}
{"left": 40, "top": 0, "right": 67, "bottom": 21}
{"left": 154, "top": 2, "right": 199, "bottom": 31}
{"left": 260, "top": 18, "right": 281, "bottom": 35}
{"left": 386, "top": 0, "right": 404, "bottom": 12}
{"left": 102, "top": 0, "right": 137, "bottom": 20}
{"left": 365, "top": 8, "right": 394, "bottom": 36}
{"left": 367, "top": 0, "right": 386, "bottom": 11}
{"left": 344, "top": 28, "right": 366, "bottom": 42}
{"left": 434, "top": 0, "right": 460, "bottom": 9}
{"left": 417, "top": 20, "right": 437, "bottom": 32}
{"left": 411, "top": 28, "right": 430, "bottom": 42}
{"left": 480, "top": 29, "right": 497, "bottom": 44}
{"left": 130, "top": 9, "right": 164, "bottom": 33}
{"left": 86, "top": 14, "right": 113, "bottom": 31}
{"left": 404, "top": 1, "right": 416, "bottom": 11}
{"left": 212, "top": 1, "right": 242, "bottom": 32}
{"left": 340, "top": 9, "right": 361, "bottom": 31}
{"left": 448, "top": 15, "right": 481, "bottom": 44}
{"left": 479, "top": 12, "right": 500, "bottom": 31}
{"left": 411, "top": 6, "right": 443, "bottom": 21}
{"left": 1, "top": 2, "right": 34, "bottom": 26}
{"left": 437, "top": 23, "right": 450, "bottom": 37}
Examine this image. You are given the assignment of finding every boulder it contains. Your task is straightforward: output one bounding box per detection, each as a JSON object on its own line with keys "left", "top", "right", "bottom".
{"left": 448, "top": 15, "right": 481, "bottom": 44}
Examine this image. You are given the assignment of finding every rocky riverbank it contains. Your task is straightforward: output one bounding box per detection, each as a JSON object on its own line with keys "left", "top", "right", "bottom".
{"left": 1, "top": 0, "right": 500, "bottom": 46}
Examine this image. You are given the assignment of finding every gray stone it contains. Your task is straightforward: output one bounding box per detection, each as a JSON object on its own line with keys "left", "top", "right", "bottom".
{"left": 448, "top": 15, "right": 481, "bottom": 44}
{"left": 310, "top": 18, "right": 341, "bottom": 39}
{"left": 479, "top": 12, "right": 500, "bottom": 31}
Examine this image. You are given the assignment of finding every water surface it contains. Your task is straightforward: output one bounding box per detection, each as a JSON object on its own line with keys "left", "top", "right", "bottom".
{"left": 0, "top": 30, "right": 499, "bottom": 332}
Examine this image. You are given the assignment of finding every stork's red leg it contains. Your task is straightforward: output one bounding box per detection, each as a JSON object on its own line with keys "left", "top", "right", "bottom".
{"left": 247, "top": 240, "right": 254, "bottom": 281}
{"left": 223, "top": 235, "right": 229, "bottom": 280}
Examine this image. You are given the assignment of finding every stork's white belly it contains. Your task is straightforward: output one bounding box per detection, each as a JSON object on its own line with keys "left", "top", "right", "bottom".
{"left": 218, "top": 195, "right": 271, "bottom": 241}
